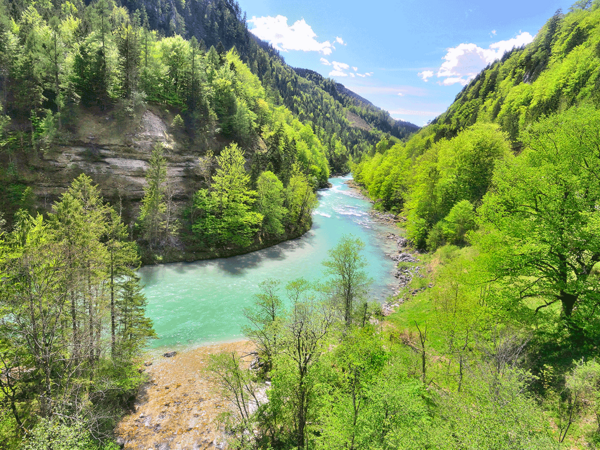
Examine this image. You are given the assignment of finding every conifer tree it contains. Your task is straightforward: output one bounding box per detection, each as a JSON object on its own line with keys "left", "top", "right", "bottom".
{"left": 139, "top": 143, "right": 167, "bottom": 249}
{"left": 116, "top": 23, "right": 141, "bottom": 99}
{"left": 106, "top": 208, "right": 139, "bottom": 357}
{"left": 116, "top": 273, "right": 155, "bottom": 358}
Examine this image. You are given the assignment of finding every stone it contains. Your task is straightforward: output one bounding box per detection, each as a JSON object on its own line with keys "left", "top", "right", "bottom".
{"left": 163, "top": 351, "right": 177, "bottom": 358}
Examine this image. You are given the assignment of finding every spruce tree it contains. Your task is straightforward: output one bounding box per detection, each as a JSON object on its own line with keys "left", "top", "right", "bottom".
{"left": 139, "top": 142, "right": 167, "bottom": 249}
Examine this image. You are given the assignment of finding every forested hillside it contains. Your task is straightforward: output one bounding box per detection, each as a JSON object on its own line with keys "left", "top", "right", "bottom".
{"left": 119, "top": 0, "right": 419, "bottom": 150}
{"left": 356, "top": 1, "right": 600, "bottom": 247}
{"left": 0, "top": 0, "right": 418, "bottom": 264}
{"left": 350, "top": 1, "right": 600, "bottom": 447}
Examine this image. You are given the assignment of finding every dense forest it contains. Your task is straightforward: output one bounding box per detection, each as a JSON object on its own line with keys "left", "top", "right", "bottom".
{"left": 0, "top": 0, "right": 419, "bottom": 447}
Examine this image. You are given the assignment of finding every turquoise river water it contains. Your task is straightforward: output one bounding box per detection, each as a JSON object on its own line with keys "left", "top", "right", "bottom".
{"left": 140, "top": 175, "right": 399, "bottom": 349}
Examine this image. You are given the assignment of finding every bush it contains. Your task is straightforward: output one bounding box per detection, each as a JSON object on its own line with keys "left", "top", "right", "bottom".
{"left": 22, "top": 419, "right": 95, "bottom": 450}
{"left": 172, "top": 114, "right": 184, "bottom": 130}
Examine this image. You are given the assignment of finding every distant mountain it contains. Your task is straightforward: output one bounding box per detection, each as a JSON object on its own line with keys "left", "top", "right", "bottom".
{"left": 292, "top": 67, "right": 420, "bottom": 140}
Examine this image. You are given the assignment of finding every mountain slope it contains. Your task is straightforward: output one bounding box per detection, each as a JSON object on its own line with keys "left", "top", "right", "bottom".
{"left": 426, "top": 6, "right": 600, "bottom": 145}
{"left": 0, "top": 0, "right": 421, "bottom": 263}
{"left": 120, "top": 0, "right": 419, "bottom": 153}
{"left": 354, "top": 2, "right": 600, "bottom": 249}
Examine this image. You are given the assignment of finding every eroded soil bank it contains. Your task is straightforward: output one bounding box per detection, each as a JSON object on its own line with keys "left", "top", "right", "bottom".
{"left": 116, "top": 341, "right": 255, "bottom": 450}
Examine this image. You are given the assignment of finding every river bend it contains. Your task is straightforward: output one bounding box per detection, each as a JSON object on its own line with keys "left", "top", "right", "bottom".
{"left": 140, "top": 175, "right": 398, "bottom": 349}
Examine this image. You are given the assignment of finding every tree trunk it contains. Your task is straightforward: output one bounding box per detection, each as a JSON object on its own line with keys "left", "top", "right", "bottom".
{"left": 110, "top": 249, "right": 115, "bottom": 358}
{"left": 560, "top": 291, "right": 578, "bottom": 317}
{"left": 53, "top": 30, "right": 61, "bottom": 130}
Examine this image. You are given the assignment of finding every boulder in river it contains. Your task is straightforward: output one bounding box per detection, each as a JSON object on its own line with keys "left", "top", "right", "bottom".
{"left": 163, "top": 351, "right": 177, "bottom": 358}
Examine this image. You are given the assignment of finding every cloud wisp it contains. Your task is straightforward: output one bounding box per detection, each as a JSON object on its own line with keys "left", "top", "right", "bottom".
{"left": 329, "top": 61, "right": 350, "bottom": 77}
{"left": 320, "top": 59, "right": 372, "bottom": 78}
{"left": 248, "top": 15, "right": 334, "bottom": 55}
{"left": 433, "top": 32, "right": 534, "bottom": 86}
{"left": 418, "top": 70, "right": 434, "bottom": 82}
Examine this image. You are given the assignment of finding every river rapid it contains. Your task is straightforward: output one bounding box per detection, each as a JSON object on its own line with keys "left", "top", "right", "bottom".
{"left": 140, "top": 175, "right": 399, "bottom": 349}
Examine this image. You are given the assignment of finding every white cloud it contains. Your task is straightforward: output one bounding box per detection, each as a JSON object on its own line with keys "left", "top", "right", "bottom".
{"left": 333, "top": 61, "right": 350, "bottom": 70}
{"left": 320, "top": 57, "right": 332, "bottom": 66}
{"left": 335, "top": 37, "right": 346, "bottom": 45}
{"left": 490, "top": 32, "right": 534, "bottom": 54}
{"left": 329, "top": 63, "right": 373, "bottom": 78}
{"left": 248, "top": 15, "right": 334, "bottom": 55}
{"left": 329, "top": 61, "right": 354, "bottom": 77}
{"left": 491, "top": 29, "right": 497, "bottom": 36}
{"left": 418, "top": 70, "right": 434, "bottom": 82}
{"left": 398, "top": 92, "right": 404, "bottom": 96}
{"left": 436, "top": 31, "right": 534, "bottom": 86}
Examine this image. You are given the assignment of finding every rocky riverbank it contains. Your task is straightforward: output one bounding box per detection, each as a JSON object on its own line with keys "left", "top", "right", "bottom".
{"left": 344, "top": 188, "right": 427, "bottom": 317}
{"left": 115, "top": 340, "right": 255, "bottom": 450}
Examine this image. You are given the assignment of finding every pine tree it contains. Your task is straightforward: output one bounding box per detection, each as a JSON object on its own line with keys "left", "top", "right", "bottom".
{"left": 106, "top": 208, "right": 139, "bottom": 357}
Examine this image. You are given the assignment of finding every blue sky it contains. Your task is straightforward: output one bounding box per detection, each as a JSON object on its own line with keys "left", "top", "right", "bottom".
{"left": 237, "top": 0, "right": 576, "bottom": 125}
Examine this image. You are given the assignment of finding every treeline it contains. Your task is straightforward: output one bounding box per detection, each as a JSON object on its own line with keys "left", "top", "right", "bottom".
{"left": 208, "top": 236, "right": 559, "bottom": 449}
{"left": 138, "top": 141, "right": 318, "bottom": 257}
{"left": 352, "top": 2, "right": 600, "bottom": 446}
{"left": 0, "top": 174, "right": 154, "bottom": 448}
{"left": 292, "top": 67, "right": 420, "bottom": 141}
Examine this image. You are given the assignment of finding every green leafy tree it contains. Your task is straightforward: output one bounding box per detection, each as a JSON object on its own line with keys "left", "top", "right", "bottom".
{"left": 284, "top": 171, "right": 318, "bottom": 231}
{"left": 406, "top": 123, "right": 510, "bottom": 248}
{"left": 317, "top": 327, "right": 389, "bottom": 450}
{"left": 475, "top": 106, "right": 600, "bottom": 341}
{"left": 242, "top": 279, "right": 284, "bottom": 372}
{"left": 256, "top": 171, "right": 287, "bottom": 237}
{"left": 437, "top": 367, "right": 558, "bottom": 449}
{"left": 22, "top": 418, "right": 95, "bottom": 450}
{"left": 193, "top": 143, "right": 262, "bottom": 248}
{"left": 322, "top": 235, "right": 372, "bottom": 328}
{"left": 268, "top": 279, "right": 336, "bottom": 449}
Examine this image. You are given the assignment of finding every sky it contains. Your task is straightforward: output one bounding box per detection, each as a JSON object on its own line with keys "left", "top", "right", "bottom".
{"left": 237, "top": 0, "right": 576, "bottom": 126}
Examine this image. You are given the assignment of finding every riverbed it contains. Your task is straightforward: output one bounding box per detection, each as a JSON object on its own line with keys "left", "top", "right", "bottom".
{"left": 140, "top": 175, "right": 399, "bottom": 349}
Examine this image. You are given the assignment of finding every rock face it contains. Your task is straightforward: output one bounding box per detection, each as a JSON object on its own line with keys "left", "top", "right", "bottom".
{"left": 30, "top": 107, "right": 206, "bottom": 224}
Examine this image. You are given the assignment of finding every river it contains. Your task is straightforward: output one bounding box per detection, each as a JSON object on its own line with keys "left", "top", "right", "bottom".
{"left": 140, "top": 175, "right": 399, "bottom": 349}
